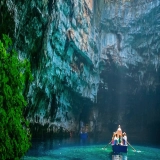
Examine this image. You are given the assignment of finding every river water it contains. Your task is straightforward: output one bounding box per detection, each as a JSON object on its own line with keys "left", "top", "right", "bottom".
{"left": 23, "top": 138, "right": 160, "bottom": 160}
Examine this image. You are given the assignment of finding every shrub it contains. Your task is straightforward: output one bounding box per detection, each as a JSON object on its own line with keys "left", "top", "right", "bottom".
{"left": 0, "top": 34, "right": 32, "bottom": 160}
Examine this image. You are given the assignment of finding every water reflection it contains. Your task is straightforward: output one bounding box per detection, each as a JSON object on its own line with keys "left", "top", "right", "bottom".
{"left": 112, "top": 154, "right": 127, "bottom": 160}
{"left": 24, "top": 138, "right": 160, "bottom": 160}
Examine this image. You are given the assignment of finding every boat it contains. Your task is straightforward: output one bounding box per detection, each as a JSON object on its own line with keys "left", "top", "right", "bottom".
{"left": 112, "top": 144, "right": 127, "bottom": 153}
{"left": 111, "top": 125, "right": 128, "bottom": 153}
{"left": 80, "top": 132, "right": 88, "bottom": 140}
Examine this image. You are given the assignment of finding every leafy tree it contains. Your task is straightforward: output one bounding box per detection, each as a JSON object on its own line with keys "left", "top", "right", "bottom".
{"left": 0, "top": 35, "right": 32, "bottom": 160}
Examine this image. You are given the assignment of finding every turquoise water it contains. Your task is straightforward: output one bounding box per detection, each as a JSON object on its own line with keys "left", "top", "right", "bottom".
{"left": 23, "top": 139, "right": 160, "bottom": 160}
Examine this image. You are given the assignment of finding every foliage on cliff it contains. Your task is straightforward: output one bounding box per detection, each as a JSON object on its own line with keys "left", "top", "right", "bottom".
{"left": 0, "top": 35, "right": 32, "bottom": 160}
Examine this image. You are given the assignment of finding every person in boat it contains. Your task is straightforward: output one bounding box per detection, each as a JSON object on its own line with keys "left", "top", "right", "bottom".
{"left": 122, "top": 132, "right": 127, "bottom": 146}
{"left": 116, "top": 125, "right": 122, "bottom": 137}
{"left": 111, "top": 132, "right": 116, "bottom": 145}
{"left": 114, "top": 134, "right": 118, "bottom": 145}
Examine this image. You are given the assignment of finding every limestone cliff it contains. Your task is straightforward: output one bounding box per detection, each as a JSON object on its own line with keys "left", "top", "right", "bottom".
{"left": 1, "top": 0, "right": 160, "bottom": 142}
{"left": 93, "top": 0, "right": 160, "bottom": 142}
{"left": 1, "top": 0, "right": 99, "bottom": 133}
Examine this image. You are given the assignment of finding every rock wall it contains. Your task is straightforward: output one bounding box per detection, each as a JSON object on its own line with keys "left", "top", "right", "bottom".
{"left": 1, "top": 0, "right": 100, "bottom": 133}
{"left": 1, "top": 0, "right": 160, "bottom": 141}
{"left": 25, "top": 0, "right": 100, "bottom": 132}
{"left": 93, "top": 0, "right": 160, "bottom": 143}
{"left": 94, "top": 0, "right": 160, "bottom": 89}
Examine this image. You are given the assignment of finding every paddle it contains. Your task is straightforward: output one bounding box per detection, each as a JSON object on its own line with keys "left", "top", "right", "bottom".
{"left": 102, "top": 141, "right": 112, "bottom": 150}
{"left": 127, "top": 141, "right": 136, "bottom": 152}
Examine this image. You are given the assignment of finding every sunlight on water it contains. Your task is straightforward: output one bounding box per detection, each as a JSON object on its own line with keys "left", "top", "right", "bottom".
{"left": 23, "top": 140, "right": 160, "bottom": 160}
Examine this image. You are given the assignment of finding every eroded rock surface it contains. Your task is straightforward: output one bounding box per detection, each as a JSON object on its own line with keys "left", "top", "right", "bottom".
{"left": 1, "top": 0, "right": 160, "bottom": 142}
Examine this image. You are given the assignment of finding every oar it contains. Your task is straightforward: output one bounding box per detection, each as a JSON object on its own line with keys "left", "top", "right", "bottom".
{"left": 127, "top": 141, "right": 136, "bottom": 152}
{"left": 102, "top": 141, "right": 112, "bottom": 150}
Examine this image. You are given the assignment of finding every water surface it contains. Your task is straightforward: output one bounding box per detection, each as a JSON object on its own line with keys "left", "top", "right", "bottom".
{"left": 23, "top": 138, "right": 160, "bottom": 160}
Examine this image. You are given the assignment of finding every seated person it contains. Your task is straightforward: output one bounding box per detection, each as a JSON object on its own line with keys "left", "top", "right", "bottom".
{"left": 122, "top": 132, "right": 127, "bottom": 146}
{"left": 111, "top": 132, "right": 116, "bottom": 145}
{"left": 114, "top": 134, "right": 118, "bottom": 145}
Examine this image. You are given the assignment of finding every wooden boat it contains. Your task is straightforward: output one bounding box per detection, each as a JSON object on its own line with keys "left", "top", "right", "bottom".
{"left": 111, "top": 125, "right": 128, "bottom": 153}
{"left": 80, "top": 132, "right": 88, "bottom": 140}
{"left": 112, "top": 144, "right": 128, "bottom": 153}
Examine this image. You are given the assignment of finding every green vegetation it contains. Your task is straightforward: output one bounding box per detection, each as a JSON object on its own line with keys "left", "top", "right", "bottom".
{"left": 0, "top": 35, "right": 32, "bottom": 160}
